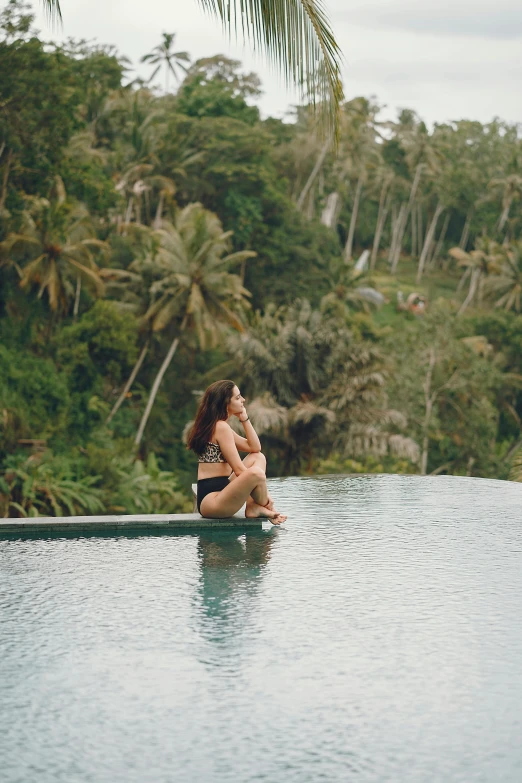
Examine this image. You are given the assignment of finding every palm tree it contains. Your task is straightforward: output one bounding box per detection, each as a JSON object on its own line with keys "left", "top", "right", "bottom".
{"left": 226, "top": 299, "right": 418, "bottom": 473}
{"left": 134, "top": 203, "right": 255, "bottom": 446}
{"left": 43, "top": 0, "right": 344, "bottom": 141}
{"left": 140, "top": 33, "right": 190, "bottom": 93}
{"left": 1, "top": 183, "right": 107, "bottom": 316}
{"left": 483, "top": 240, "right": 522, "bottom": 313}
{"left": 338, "top": 97, "right": 381, "bottom": 261}
{"left": 369, "top": 166, "right": 393, "bottom": 271}
{"left": 115, "top": 164, "right": 177, "bottom": 226}
{"left": 449, "top": 237, "right": 504, "bottom": 315}
{"left": 389, "top": 115, "right": 443, "bottom": 273}
{"left": 320, "top": 258, "right": 385, "bottom": 321}
{"left": 488, "top": 172, "right": 522, "bottom": 234}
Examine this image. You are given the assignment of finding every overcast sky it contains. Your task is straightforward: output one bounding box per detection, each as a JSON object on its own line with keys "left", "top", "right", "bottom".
{"left": 34, "top": 0, "right": 522, "bottom": 126}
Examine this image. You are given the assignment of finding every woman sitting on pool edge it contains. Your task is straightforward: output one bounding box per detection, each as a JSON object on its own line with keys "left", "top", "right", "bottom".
{"left": 187, "top": 380, "right": 287, "bottom": 525}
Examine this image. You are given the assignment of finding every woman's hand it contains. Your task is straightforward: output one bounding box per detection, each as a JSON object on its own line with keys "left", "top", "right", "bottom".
{"left": 236, "top": 404, "right": 248, "bottom": 422}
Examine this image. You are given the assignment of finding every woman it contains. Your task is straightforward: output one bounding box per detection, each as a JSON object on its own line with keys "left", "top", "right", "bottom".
{"left": 187, "top": 380, "right": 287, "bottom": 525}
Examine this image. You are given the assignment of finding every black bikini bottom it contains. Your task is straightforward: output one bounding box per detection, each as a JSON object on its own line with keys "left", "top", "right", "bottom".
{"left": 197, "top": 476, "right": 230, "bottom": 514}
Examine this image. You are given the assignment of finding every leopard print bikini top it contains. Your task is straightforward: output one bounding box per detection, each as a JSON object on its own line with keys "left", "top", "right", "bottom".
{"left": 198, "top": 442, "right": 227, "bottom": 463}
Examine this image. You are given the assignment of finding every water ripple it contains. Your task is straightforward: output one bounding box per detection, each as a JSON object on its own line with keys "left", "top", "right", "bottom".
{"left": 1, "top": 474, "right": 522, "bottom": 782}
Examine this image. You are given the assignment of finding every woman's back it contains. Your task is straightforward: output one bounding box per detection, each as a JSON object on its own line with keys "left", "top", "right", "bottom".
{"left": 197, "top": 427, "right": 231, "bottom": 479}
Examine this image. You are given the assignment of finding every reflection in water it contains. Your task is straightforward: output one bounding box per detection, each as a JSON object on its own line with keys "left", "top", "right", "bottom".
{"left": 194, "top": 530, "right": 277, "bottom": 657}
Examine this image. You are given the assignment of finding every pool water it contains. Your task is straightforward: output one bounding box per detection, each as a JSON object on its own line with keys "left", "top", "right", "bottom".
{"left": 1, "top": 474, "right": 522, "bottom": 783}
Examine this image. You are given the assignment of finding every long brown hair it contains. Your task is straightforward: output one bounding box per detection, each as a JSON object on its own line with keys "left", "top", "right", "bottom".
{"left": 187, "top": 379, "right": 236, "bottom": 456}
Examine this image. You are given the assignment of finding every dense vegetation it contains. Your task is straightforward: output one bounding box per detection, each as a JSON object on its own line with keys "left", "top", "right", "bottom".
{"left": 1, "top": 1, "right": 521, "bottom": 517}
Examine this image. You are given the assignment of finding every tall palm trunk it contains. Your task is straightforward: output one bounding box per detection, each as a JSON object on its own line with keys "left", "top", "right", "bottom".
{"left": 73, "top": 274, "right": 82, "bottom": 320}
{"left": 429, "top": 212, "right": 450, "bottom": 269}
{"left": 457, "top": 267, "right": 480, "bottom": 315}
{"left": 459, "top": 211, "right": 472, "bottom": 249}
{"left": 0, "top": 148, "right": 13, "bottom": 213}
{"left": 416, "top": 202, "right": 444, "bottom": 284}
{"left": 305, "top": 182, "right": 316, "bottom": 220}
{"left": 135, "top": 315, "right": 188, "bottom": 446}
{"left": 370, "top": 188, "right": 390, "bottom": 271}
{"left": 124, "top": 197, "right": 133, "bottom": 225}
{"left": 498, "top": 198, "right": 512, "bottom": 232}
{"left": 344, "top": 174, "right": 363, "bottom": 261}
{"left": 320, "top": 192, "right": 341, "bottom": 228}
{"left": 411, "top": 200, "right": 417, "bottom": 257}
{"left": 391, "top": 164, "right": 423, "bottom": 271}
{"left": 456, "top": 266, "right": 471, "bottom": 293}
{"left": 106, "top": 339, "right": 151, "bottom": 425}
{"left": 296, "top": 138, "right": 330, "bottom": 212}
{"left": 417, "top": 201, "right": 423, "bottom": 255}
{"left": 387, "top": 203, "right": 398, "bottom": 265}
{"left": 154, "top": 192, "right": 165, "bottom": 229}
{"left": 390, "top": 203, "right": 407, "bottom": 272}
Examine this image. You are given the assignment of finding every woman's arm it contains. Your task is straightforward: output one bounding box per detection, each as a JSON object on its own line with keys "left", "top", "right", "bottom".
{"left": 232, "top": 415, "right": 261, "bottom": 453}
{"left": 215, "top": 421, "right": 249, "bottom": 476}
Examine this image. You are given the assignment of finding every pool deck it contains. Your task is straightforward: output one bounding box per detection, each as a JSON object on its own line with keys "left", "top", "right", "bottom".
{"left": 0, "top": 512, "right": 263, "bottom": 535}
{"left": 0, "top": 484, "right": 268, "bottom": 534}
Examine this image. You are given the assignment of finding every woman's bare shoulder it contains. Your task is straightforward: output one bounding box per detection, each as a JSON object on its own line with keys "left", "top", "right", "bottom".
{"left": 214, "top": 420, "right": 232, "bottom": 436}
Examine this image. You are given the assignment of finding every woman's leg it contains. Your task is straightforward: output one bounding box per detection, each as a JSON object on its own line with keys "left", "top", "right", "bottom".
{"left": 200, "top": 466, "right": 286, "bottom": 524}
{"left": 228, "top": 451, "right": 266, "bottom": 476}
{"left": 229, "top": 452, "right": 273, "bottom": 509}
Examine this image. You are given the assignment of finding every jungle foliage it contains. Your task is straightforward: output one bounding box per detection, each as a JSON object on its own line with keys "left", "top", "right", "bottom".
{"left": 1, "top": 1, "right": 522, "bottom": 516}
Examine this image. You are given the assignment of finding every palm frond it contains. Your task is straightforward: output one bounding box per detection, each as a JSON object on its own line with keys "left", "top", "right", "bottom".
{"left": 196, "top": 0, "right": 344, "bottom": 141}
{"left": 247, "top": 394, "right": 289, "bottom": 434}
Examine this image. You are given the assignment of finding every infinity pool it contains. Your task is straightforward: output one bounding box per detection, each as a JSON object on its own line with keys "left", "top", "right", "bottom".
{"left": 1, "top": 474, "right": 522, "bottom": 783}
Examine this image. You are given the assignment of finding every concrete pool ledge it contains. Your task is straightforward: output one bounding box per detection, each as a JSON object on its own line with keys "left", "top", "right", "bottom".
{"left": 0, "top": 512, "right": 264, "bottom": 535}
{"left": 0, "top": 484, "right": 270, "bottom": 535}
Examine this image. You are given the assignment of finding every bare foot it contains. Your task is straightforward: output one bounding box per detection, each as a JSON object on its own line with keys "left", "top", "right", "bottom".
{"left": 247, "top": 495, "right": 274, "bottom": 511}
{"left": 245, "top": 502, "right": 287, "bottom": 525}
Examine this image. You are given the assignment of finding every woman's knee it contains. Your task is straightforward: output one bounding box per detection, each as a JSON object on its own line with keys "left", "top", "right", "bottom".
{"left": 254, "top": 451, "right": 266, "bottom": 467}
{"left": 247, "top": 464, "right": 266, "bottom": 482}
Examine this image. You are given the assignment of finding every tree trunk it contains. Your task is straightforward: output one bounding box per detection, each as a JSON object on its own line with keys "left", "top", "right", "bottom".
{"left": 344, "top": 174, "right": 363, "bottom": 262}
{"left": 459, "top": 211, "right": 471, "bottom": 249}
{"left": 370, "top": 189, "right": 391, "bottom": 271}
{"left": 391, "top": 164, "right": 423, "bottom": 270}
{"left": 457, "top": 267, "right": 480, "bottom": 315}
{"left": 416, "top": 202, "right": 444, "bottom": 284}
{"left": 153, "top": 193, "right": 164, "bottom": 229}
{"left": 320, "top": 192, "right": 341, "bottom": 228}
{"left": 305, "top": 182, "right": 315, "bottom": 221}
{"left": 498, "top": 199, "right": 512, "bottom": 232}
{"left": 390, "top": 203, "right": 407, "bottom": 272}
{"left": 73, "top": 274, "right": 82, "bottom": 320}
{"left": 387, "top": 205, "right": 398, "bottom": 266}
{"left": 296, "top": 138, "right": 330, "bottom": 212}
{"left": 421, "top": 347, "right": 437, "bottom": 475}
{"left": 429, "top": 211, "right": 450, "bottom": 269}
{"left": 106, "top": 339, "right": 151, "bottom": 425}
{"left": 456, "top": 266, "right": 471, "bottom": 293}
{"left": 411, "top": 199, "right": 417, "bottom": 257}
{"left": 387, "top": 204, "right": 397, "bottom": 265}
{"left": 134, "top": 316, "right": 188, "bottom": 446}
{"left": 124, "top": 197, "right": 133, "bottom": 225}
{"left": 417, "top": 202, "right": 423, "bottom": 252}
{"left": 0, "top": 149, "right": 13, "bottom": 213}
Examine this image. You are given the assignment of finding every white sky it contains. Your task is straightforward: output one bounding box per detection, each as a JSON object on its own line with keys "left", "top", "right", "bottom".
{"left": 34, "top": 0, "right": 522, "bottom": 126}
